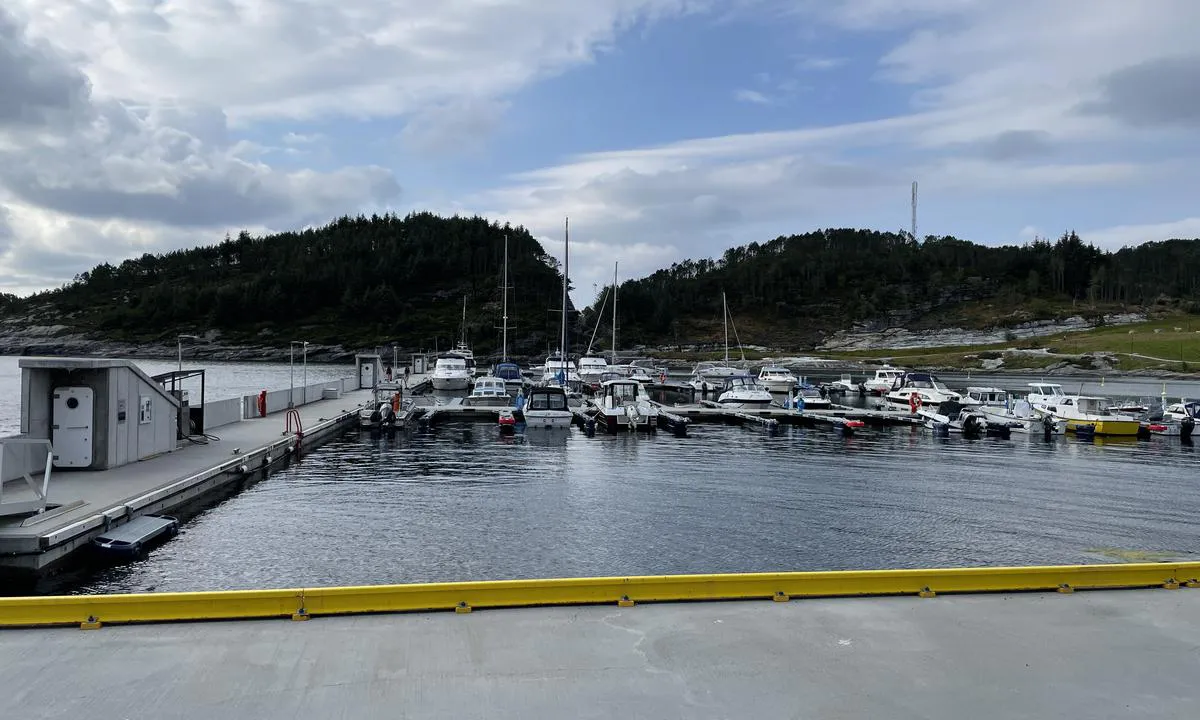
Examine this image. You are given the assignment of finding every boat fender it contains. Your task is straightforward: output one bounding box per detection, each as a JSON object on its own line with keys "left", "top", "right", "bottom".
{"left": 257, "top": 390, "right": 267, "bottom": 418}
{"left": 392, "top": 392, "right": 401, "bottom": 412}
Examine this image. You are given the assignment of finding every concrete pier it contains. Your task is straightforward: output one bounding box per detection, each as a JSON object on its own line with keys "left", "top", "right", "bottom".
{"left": 1, "top": 589, "right": 1195, "bottom": 718}
{"left": 0, "top": 388, "right": 373, "bottom": 575}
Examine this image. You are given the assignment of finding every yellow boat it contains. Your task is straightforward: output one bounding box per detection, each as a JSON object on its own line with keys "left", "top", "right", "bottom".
{"left": 1056, "top": 397, "right": 1142, "bottom": 436}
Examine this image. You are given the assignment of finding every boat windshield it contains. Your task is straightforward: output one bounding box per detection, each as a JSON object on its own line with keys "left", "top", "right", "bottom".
{"left": 608, "top": 383, "right": 640, "bottom": 400}
{"left": 529, "top": 392, "right": 568, "bottom": 411}
{"left": 495, "top": 364, "right": 522, "bottom": 381}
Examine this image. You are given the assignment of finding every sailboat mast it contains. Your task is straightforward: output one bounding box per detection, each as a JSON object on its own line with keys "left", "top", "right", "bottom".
{"left": 502, "top": 233, "right": 509, "bottom": 362}
{"left": 612, "top": 261, "right": 618, "bottom": 365}
{"left": 461, "top": 296, "right": 467, "bottom": 348}
{"left": 561, "top": 218, "right": 569, "bottom": 363}
{"left": 723, "top": 292, "right": 729, "bottom": 364}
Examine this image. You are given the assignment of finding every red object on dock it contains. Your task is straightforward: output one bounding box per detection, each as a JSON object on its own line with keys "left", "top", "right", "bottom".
{"left": 844, "top": 420, "right": 866, "bottom": 429}
{"left": 257, "top": 391, "right": 267, "bottom": 417}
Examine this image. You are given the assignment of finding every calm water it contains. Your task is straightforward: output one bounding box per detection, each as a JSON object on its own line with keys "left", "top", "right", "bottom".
{"left": 5, "top": 356, "right": 1199, "bottom": 594}
{"left": 0, "top": 355, "right": 354, "bottom": 436}
{"left": 65, "top": 417, "right": 1199, "bottom": 594}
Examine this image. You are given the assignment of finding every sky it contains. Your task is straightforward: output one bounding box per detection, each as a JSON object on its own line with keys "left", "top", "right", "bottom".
{"left": 2, "top": 0, "right": 1200, "bottom": 305}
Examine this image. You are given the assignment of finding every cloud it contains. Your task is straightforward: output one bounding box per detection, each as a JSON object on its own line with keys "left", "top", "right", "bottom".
{"left": 734, "top": 89, "right": 773, "bottom": 105}
{"left": 1083, "top": 218, "right": 1200, "bottom": 251}
{"left": 1080, "top": 55, "right": 1200, "bottom": 127}
{"left": 399, "top": 97, "right": 511, "bottom": 155}
{"left": 797, "top": 56, "right": 845, "bottom": 71}
{"left": 976, "top": 130, "right": 1055, "bottom": 161}
{"left": 0, "top": 10, "right": 91, "bottom": 129}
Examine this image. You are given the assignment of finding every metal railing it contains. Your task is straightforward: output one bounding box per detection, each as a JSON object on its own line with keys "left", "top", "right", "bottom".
{"left": 0, "top": 439, "right": 54, "bottom": 518}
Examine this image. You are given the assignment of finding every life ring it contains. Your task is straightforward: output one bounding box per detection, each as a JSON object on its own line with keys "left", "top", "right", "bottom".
{"left": 908, "top": 393, "right": 921, "bottom": 413}
{"left": 257, "top": 390, "right": 267, "bottom": 417}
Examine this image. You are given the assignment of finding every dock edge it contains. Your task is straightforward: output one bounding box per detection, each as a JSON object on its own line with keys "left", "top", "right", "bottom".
{"left": 2, "top": 561, "right": 1197, "bottom": 628}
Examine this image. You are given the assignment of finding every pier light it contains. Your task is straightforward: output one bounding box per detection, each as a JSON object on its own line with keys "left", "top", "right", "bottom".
{"left": 176, "top": 334, "right": 200, "bottom": 374}
{"left": 289, "top": 340, "right": 309, "bottom": 407}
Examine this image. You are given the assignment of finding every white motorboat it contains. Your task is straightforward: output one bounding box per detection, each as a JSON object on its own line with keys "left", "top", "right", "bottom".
{"left": 463, "top": 376, "right": 510, "bottom": 407}
{"left": 590, "top": 378, "right": 658, "bottom": 432}
{"left": 1025, "top": 382, "right": 1067, "bottom": 411}
{"left": 430, "top": 352, "right": 473, "bottom": 391}
{"left": 827, "top": 374, "right": 857, "bottom": 394}
{"left": 578, "top": 355, "right": 610, "bottom": 389}
{"left": 885, "top": 371, "right": 961, "bottom": 409}
{"left": 976, "top": 397, "right": 1065, "bottom": 434}
{"left": 1164, "top": 401, "right": 1200, "bottom": 421}
{"left": 918, "top": 400, "right": 1012, "bottom": 438}
{"left": 717, "top": 375, "right": 773, "bottom": 408}
{"left": 1137, "top": 408, "right": 1196, "bottom": 438}
{"left": 757, "top": 366, "right": 798, "bottom": 393}
{"left": 493, "top": 362, "right": 528, "bottom": 393}
{"left": 518, "top": 385, "right": 574, "bottom": 428}
{"left": 626, "top": 361, "right": 662, "bottom": 384}
{"left": 963, "top": 386, "right": 1008, "bottom": 407}
{"left": 861, "top": 365, "right": 904, "bottom": 395}
{"left": 541, "top": 351, "right": 581, "bottom": 387}
{"left": 787, "top": 384, "right": 831, "bottom": 410}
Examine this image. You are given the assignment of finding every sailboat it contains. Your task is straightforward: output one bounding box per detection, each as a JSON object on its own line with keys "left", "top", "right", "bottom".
{"left": 431, "top": 296, "right": 476, "bottom": 391}
{"left": 578, "top": 261, "right": 617, "bottom": 390}
{"left": 523, "top": 218, "right": 576, "bottom": 428}
{"left": 491, "top": 234, "right": 526, "bottom": 393}
{"left": 688, "top": 291, "right": 743, "bottom": 392}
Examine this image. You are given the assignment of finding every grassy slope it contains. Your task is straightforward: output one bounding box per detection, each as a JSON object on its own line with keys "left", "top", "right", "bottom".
{"left": 817, "top": 314, "right": 1200, "bottom": 372}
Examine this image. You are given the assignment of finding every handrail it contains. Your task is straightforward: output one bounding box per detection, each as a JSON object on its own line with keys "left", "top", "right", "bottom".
{"left": 0, "top": 439, "right": 54, "bottom": 518}
{"left": 1, "top": 561, "right": 1196, "bottom": 628}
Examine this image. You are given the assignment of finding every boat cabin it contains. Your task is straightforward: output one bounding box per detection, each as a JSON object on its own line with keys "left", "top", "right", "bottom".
{"left": 599, "top": 379, "right": 645, "bottom": 408}
{"left": 527, "top": 386, "right": 569, "bottom": 411}
{"left": 470, "top": 377, "right": 507, "bottom": 397}
{"left": 966, "top": 387, "right": 1008, "bottom": 406}
{"left": 759, "top": 367, "right": 795, "bottom": 380}
{"left": 1070, "top": 396, "right": 1114, "bottom": 416}
{"left": 723, "top": 375, "right": 767, "bottom": 391}
{"left": 494, "top": 362, "right": 523, "bottom": 383}
{"left": 891, "top": 372, "right": 949, "bottom": 392}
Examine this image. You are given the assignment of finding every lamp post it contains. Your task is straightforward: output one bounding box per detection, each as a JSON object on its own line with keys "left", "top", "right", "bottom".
{"left": 177, "top": 334, "right": 200, "bottom": 374}
{"left": 289, "top": 340, "right": 307, "bottom": 407}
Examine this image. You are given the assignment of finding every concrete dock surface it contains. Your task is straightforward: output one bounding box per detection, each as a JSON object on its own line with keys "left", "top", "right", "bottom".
{"left": 1, "top": 589, "right": 1196, "bottom": 719}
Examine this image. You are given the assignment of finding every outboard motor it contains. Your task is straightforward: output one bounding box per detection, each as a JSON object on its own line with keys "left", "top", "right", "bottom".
{"left": 1182, "top": 416, "right": 1196, "bottom": 439}
{"left": 962, "top": 414, "right": 983, "bottom": 438}
{"left": 1041, "top": 414, "right": 1055, "bottom": 441}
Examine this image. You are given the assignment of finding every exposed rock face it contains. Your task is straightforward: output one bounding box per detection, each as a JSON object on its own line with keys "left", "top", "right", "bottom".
{"left": 817, "top": 314, "right": 1145, "bottom": 352}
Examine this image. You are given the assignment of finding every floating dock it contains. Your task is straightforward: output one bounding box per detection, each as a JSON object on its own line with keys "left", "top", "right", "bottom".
{"left": 0, "top": 388, "right": 373, "bottom": 577}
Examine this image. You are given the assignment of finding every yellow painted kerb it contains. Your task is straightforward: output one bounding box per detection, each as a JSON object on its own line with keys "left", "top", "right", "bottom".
{"left": 0, "top": 561, "right": 1196, "bottom": 628}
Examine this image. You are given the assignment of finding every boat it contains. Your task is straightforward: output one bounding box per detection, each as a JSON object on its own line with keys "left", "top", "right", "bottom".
{"left": 1039, "top": 395, "right": 1142, "bottom": 437}
{"left": 430, "top": 352, "right": 473, "bottom": 391}
{"left": 788, "top": 384, "right": 831, "bottom": 410}
{"left": 626, "top": 360, "right": 662, "bottom": 384}
{"left": 976, "top": 396, "right": 1065, "bottom": 435}
{"left": 359, "top": 382, "right": 409, "bottom": 428}
{"left": 827, "top": 374, "right": 857, "bottom": 394}
{"left": 918, "top": 400, "right": 1012, "bottom": 438}
{"left": 463, "top": 376, "right": 510, "bottom": 407}
{"left": 1165, "top": 401, "right": 1200, "bottom": 421}
{"left": 861, "top": 365, "right": 904, "bottom": 395}
{"left": 578, "top": 355, "right": 611, "bottom": 390}
{"left": 541, "top": 351, "right": 581, "bottom": 387}
{"left": 1110, "top": 402, "right": 1150, "bottom": 416}
{"left": 717, "top": 375, "right": 773, "bottom": 408}
{"left": 688, "top": 292, "right": 745, "bottom": 391}
{"left": 518, "top": 385, "right": 573, "bottom": 428}
{"left": 494, "top": 362, "right": 527, "bottom": 393}
{"left": 757, "top": 366, "right": 798, "bottom": 393}
{"left": 1026, "top": 382, "right": 1067, "bottom": 410}
{"left": 884, "top": 371, "right": 961, "bottom": 409}
{"left": 590, "top": 378, "right": 659, "bottom": 432}
{"left": 963, "top": 387, "right": 1009, "bottom": 407}
{"left": 1137, "top": 409, "right": 1196, "bottom": 438}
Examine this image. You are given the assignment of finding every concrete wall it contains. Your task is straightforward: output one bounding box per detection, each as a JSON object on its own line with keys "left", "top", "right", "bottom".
{"left": 203, "top": 398, "right": 243, "bottom": 430}
{"left": 240, "top": 377, "right": 354, "bottom": 419}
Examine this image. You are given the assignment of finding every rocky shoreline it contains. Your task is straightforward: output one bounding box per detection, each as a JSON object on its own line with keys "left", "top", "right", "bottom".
{"left": 816, "top": 313, "right": 1145, "bottom": 352}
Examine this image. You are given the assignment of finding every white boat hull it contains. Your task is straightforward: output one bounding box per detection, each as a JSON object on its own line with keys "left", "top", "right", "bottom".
{"left": 760, "top": 379, "right": 797, "bottom": 393}
{"left": 431, "top": 376, "right": 471, "bottom": 391}
{"left": 521, "top": 410, "right": 574, "bottom": 428}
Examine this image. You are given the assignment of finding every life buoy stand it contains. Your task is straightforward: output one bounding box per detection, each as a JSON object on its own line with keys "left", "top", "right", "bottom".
{"left": 257, "top": 390, "right": 267, "bottom": 417}
{"left": 392, "top": 392, "right": 401, "bottom": 412}
{"left": 908, "top": 393, "right": 921, "bottom": 413}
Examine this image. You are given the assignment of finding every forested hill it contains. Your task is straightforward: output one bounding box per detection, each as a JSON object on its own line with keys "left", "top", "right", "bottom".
{"left": 591, "top": 230, "right": 1200, "bottom": 348}
{"left": 5, "top": 213, "right": 569, "bottom": 355}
